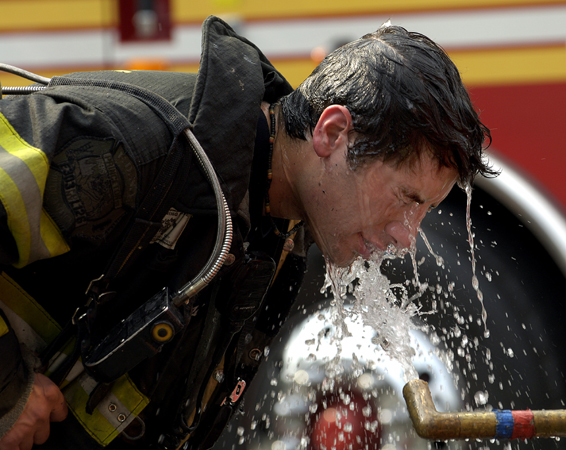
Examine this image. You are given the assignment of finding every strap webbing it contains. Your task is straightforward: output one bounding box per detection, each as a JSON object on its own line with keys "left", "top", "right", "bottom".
{"left": 47, "top": 76, "right": 193, "bottom": 289}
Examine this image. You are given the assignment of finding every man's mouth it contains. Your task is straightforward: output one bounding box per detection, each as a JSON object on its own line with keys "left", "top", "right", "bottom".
{"left": 359, "top": 234, "right": 383, "bottom": 259}
{"left": 358, "top": 237, "right": 373, "bottom": 260}
{"left": 359, "top": 234, "right": 407, "bottom": 260}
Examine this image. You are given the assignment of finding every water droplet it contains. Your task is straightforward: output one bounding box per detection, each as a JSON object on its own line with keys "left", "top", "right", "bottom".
{"left": 471, "top": 275, "right": 479, "bottom": 290}
{"left": 271, "top": 441, "right": 286, "bottom": 450}
{"left": 465, "top": 186, "right": 489, "bottom": 337}
{"left": 474, "top": 390, "right": 489, "bottom": 406}
{"left": 294, "top": 370, "right": 309, "bottom": 385}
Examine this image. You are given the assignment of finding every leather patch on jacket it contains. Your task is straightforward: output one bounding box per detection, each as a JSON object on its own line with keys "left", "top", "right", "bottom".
{"left": 44, "top": 137, "right": 137, "bottom": 243}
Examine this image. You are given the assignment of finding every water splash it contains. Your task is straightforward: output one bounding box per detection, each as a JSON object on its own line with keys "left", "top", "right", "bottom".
{"left": 323, "top": 253, "right": 420, "bottom": 382}
{"left": 465, "top": 184, "right": 490, "bottom": 339}
{"left": 317, "top": 184, "right": 492, "bottom": 386}
{"left": 419, "top": 227, "right": 445, "bottom": 268}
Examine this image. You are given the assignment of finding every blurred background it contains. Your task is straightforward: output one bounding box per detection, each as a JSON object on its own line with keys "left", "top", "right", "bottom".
{"left": 1, "top": 0, "right": 565, "bottom": 211}
{"left": 2, "top": 2, "right": 566, "bottom": 449}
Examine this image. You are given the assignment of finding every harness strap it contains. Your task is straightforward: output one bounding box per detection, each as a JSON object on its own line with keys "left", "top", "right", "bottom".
{"left": 47, "top": 76, "right": 193, "bottom": 294}
{"left": 37, "top": 77, "right": 195, "bottom": 385}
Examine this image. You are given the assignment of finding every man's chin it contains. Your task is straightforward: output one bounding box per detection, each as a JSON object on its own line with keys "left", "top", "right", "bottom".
{"left": 321, "top": 246, "right": 410, "bottom": 271}
{"left": 319, "top": 249, "right": 356, "bottom": 269}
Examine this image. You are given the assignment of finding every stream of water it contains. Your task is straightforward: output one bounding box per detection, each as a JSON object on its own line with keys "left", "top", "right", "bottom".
{"left": 320, "top": 185, "right": 489, "bottom": 383}
{"left": 214, "top": 184, "right": 566, "bottom": 450}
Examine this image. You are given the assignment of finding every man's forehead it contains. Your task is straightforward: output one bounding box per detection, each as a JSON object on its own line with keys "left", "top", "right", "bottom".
{"left": 398, "top": 164, "right": 458, "bottom": 201}
{"left": 402, "top": 151, "right": 458, "bottom": 179}
{"left": 400, "top": 150, "right": 451, "bottom": 173}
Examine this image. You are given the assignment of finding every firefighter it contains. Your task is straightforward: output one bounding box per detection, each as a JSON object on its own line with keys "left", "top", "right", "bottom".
{"left": 0, "top": 16, "right": 493, "bottom": 450}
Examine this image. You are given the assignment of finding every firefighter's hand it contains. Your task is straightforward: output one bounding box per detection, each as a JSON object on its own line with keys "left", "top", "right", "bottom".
{"left": 0, "top": 373, "right": 67, "bottom": 450}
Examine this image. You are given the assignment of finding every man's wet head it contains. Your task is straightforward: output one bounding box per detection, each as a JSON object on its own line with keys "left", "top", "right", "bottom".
{"left": 271, "top": 25, "right": 496, "bottom": 266}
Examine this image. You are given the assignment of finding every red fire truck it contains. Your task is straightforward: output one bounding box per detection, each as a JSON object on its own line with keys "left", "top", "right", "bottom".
{"left": 1, "top": 1, "right": 565, "bottom": 448}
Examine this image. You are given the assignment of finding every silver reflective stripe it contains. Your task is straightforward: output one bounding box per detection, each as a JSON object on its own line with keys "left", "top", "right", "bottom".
{"left": 0, "top": 112, "right": 69, "bottom": 267}
{"left": 0, "top": 145, "right": 50, "bottom": 264}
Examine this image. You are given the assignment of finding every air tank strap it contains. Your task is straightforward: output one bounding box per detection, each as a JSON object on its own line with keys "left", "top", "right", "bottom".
{"left": 48, "top": 76, "right": 193, "bottom": 295}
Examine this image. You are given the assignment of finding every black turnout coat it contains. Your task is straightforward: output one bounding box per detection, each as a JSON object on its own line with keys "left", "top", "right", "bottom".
{"left": 0, "top": 16, "right": 307, "bottom": 449}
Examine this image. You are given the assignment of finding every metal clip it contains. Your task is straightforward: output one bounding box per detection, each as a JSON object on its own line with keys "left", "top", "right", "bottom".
{"left": 71, "top": 306, "right": 87, "bottom": 326}
{"left": 81, "top": 274, "right": 106, "bottom": 309}
{"left": 84, "top": 274, "right": 116, "bottom": 306}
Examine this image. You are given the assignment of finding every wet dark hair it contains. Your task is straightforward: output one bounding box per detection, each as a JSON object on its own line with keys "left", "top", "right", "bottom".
{"left": 279, "top": 25, "right": 496, "bottom": 185}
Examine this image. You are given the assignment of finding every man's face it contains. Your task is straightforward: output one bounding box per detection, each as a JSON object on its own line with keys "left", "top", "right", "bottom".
{"left": 303, "top": 151, "right": 458, "bottom": 267}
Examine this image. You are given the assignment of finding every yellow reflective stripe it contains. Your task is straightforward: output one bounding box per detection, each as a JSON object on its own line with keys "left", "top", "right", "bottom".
{"left": 64, "top": 373, "right": 150, "bottom": 447}
{"left": 0, "top": 270, "right": 148, "bottom": 446}
{"left": 0, "top": 272, "right": 148, "bottom": 447}
{"left": 0, "top": 272, "right": 62, "bottom": 344}
{"left": 0, "top": 315, "right": 8, "bottom": 338}
{"left": 0, "top": 272, "right": 77, "bottom": 376}
{"left": 0, "top": 112, "right": 69, "bottom": 267}
{"left": 39, "top": 210, "right": 70, "bottom": 265}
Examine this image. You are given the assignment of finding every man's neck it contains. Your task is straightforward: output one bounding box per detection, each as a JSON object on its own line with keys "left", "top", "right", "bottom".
{"left": 262, "top": 102, "right": 304, "bottom": 222}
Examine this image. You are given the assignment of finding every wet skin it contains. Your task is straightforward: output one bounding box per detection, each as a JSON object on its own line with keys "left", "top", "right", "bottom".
{"left": 303, "top": 152, "right": 458, "bottom": 267}
{"left": 267, "top": 104, "right": 459, "bottom": 268}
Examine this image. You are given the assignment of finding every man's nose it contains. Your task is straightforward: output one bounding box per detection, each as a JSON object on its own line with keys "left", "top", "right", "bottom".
{"left": 384, "top": 207, "right": 427, "bottom": 251}
{"left": 383, "top": 221, "right": 415, "bottom": 250}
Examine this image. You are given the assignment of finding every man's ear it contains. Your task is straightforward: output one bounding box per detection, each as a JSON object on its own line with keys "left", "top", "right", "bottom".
{"left": 312, "top": 105, "right": 353, "bottom": 158}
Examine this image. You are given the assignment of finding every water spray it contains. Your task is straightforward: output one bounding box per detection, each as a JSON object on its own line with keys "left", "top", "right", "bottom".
{"left": 403, "top": 379, "right": 566, "bottom": 441}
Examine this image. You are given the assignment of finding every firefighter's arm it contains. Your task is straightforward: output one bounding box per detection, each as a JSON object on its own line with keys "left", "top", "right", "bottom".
{"left": 0, "top": 307, "right": 67, "bottom": 448}
{"left": 0, "top": 373, "right": 67, "bottom": 450}
{"left": 0, "top": 309, "right": 34, "bottom": 440}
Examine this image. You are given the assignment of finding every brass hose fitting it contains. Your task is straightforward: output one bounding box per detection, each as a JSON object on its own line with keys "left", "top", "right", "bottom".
{"left": 403, "top": 379, "right": 566, "bottom": 441}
